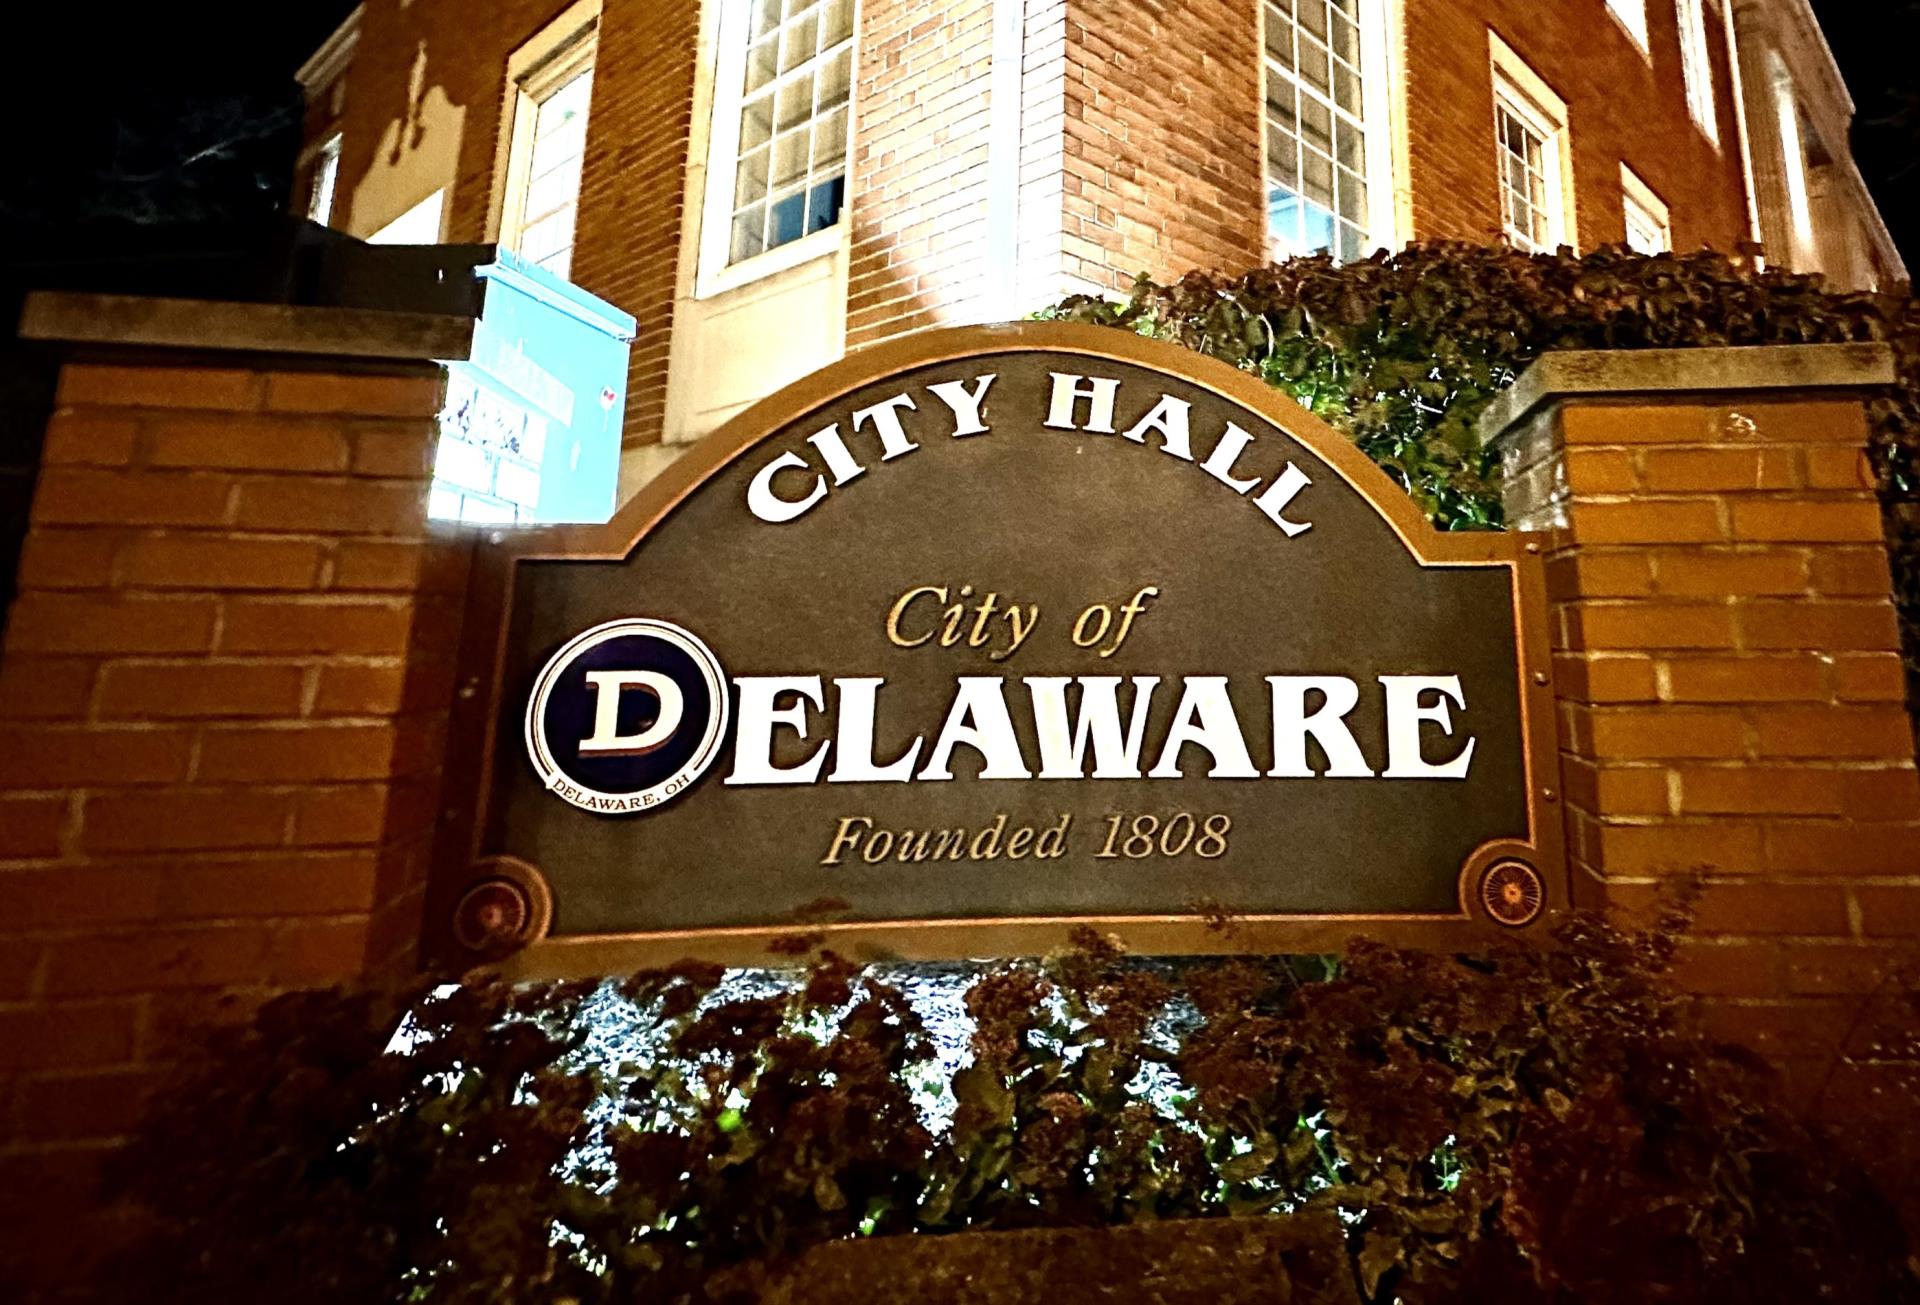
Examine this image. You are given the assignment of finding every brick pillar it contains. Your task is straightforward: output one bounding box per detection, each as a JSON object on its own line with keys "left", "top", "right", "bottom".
{"left": 1489, "top": 343, "right": 1920, "bottom": 1075}
{"left": 0, "top": 295, "right": 473, "bottom": 1289}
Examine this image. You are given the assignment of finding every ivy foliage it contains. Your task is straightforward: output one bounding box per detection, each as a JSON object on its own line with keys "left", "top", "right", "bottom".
{"left": 1043, "top": 242, "right": 1916, "bottom": 530}
{"left": 1043, "top": 242, "right": 1920, "bottom": 693}
{"left": 100, "top": 913, "right": 1920, "bottom": 1304}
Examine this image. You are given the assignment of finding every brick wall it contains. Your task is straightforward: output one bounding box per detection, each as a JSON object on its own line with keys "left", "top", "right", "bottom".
{"left": 0, "top": 352, "right": 466, "bottom": 1288}
{"left": 1054, "top": 0, "right": 1267, "bottom": 294}
{"left": 1497, "top": 358, "right": 1920, "bottom": 1100}
{"left": 845, "top": 0, "right": 997, "bottom": 346}
{"left": 1402, "top": 0, "right": 1752, "bottom": 252}
{"left": 329, "top": 0, "right": 693, "bottom": 450}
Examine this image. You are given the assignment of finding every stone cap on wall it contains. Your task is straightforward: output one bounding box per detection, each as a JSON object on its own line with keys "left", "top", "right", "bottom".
{"left": 1475, "top": 342, "right": 1898, "bottom": 445}
{"left": 18, "top": 292, "right": 475, "bottom": 364}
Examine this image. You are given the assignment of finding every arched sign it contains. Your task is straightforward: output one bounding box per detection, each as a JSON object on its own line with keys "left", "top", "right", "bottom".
{"left": 434, "top": 323, "right": 1564, "bottom": 973}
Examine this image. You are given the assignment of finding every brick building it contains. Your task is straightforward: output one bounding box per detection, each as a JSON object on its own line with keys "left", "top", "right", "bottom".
{"left": 293, "top": 0, "right": 1904, "bottom": 504}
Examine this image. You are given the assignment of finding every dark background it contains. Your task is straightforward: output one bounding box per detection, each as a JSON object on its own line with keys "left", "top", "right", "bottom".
{"left": 0, "top": 1, "right": 1914, "bottom": 269}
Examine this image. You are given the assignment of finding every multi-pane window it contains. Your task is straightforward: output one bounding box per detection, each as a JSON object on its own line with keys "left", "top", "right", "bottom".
{"left": 1262, "top": 0, "right": 1383, "bottom": 262}
{"left": 1496, "top": 100, "right": 1555, "bottom": 252}
{"left": 1605, "top": 0, "right": 1648, "bottom": 49}
{"left": 1621, "top": 167, "right": 1671, "bottom": 254}
{"left": 512, "top": 54, "right": 594, "bottom": 278}
{"left": 1676, "top": 0, "right": 1717, "bottom": 143}
{"left": 726, "top": 0, "right": 854, "bottom": 265}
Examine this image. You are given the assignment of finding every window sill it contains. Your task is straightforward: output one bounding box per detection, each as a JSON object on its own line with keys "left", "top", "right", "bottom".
{"left": 697, "top": 224, "right": 844, "bottom": 300}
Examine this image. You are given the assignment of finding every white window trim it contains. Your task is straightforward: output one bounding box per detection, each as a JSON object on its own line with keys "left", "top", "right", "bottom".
{"left": 696, "top": 0, "right": 857, "bottom": 300}
{"left": 1255, "top": 0, "right": 1399, "bottom": 262}
{"left": 488, "top": 0, "right": 602, "bottom": 254}
{"left": 1619, "top": 164, "right": 1671, "bottom": 252}
{"left": 305, "top": 133, "right": 343, "bottom": 225}
{"left": 1604, "top": 0, "right": 1650, "bottom": 55}
{"left": 1489, "top": 34, "right": 1576, "bottom": 253}
{"left": 1676, "top": 0, "right": 1720, "bottom": 146}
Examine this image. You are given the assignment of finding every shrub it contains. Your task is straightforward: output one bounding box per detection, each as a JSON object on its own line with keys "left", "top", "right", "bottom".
{"left": 1042, "top": 243, "right": 1920, "bottom": 689}
{"left": 100, "top": 911, "right": 1920, "bottom": 1304}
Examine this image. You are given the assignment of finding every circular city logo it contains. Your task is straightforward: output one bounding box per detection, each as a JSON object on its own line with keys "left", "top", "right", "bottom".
{"left": 524, "top": 618, "right": 730, "bottom": 814}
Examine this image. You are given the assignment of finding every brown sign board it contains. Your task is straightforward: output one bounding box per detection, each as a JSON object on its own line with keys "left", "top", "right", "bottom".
{"left": 432, "top": 323, "right": 1565, "bottom": 975}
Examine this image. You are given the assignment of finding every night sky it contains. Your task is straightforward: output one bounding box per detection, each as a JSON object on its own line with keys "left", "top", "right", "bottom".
{"left": 1, "top": 1, "right": 1916, "bottom": 268}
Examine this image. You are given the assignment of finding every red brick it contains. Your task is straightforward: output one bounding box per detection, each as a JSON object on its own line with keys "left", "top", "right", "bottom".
{"left": 311, "top": 663, "right": 407, "bottom": 715}
{"left": 268, "top": 919, "right": 372, "bottom": 984}
{"left": 1568, "top": 603, "right": 1736, "bottom": 651}
{"left": 79, "top": 792, "right": 291, "bottom": 853}
{"left": 348, "top": 423, "right": 436, "bottom": 477}
{"left": 1558, "top": 404, "right": 1716, "bottom": 444}
{"left": 1651, "top": 550, "right": 1807, "bottom": 598}
{"left": 58, "top": 363, "right": 258, "bottom": 409}
{"left": 1661, "top": 656, "right": 1826, "bottom": 703}
{"left": 95, "top": 663, "right": 307, "bottom": 719}
{"left": 1728, "top": 499, "right": 1886, "bottom": 543}
{"left": 0, "top": 657, "right": 96, "bottom": 720}
{"left": 1808, "top": 548, "right": 1894, "bottom": 597}
{"left": 42, "top": 925, "right": 275, "bottom": 995}
{"left": 0, "top": 1001, "right": 140, "bottom": 1070}
{"left": 1592, "top": 821, "right": 1765, "bottom": 873}
{"left": 230, "top": 478, "right": 426, "bottom": 535}
{"left": 329, "top": 540, "right": 427, "bottom": 590}
{"left": 1737, "top": 601, "right": 1900, "bottom": 652}
{"left": 1748, "top": 707, "right": 1915, "bottom": 759}
{"left": 286, "top": 786, "right": 391, "bottom": 852}
{"left": 262, "top": 371, "right": 443, "bottom": 418}
{"left": 116, "top": 536, "right": 324, "bottom": 590}
{"left": 31, "top": 468, "right": 231, "bottom": 528}
{"left": 40, "top": 412, "right": 140, "bottom": 466}
{"left": 218, "top": 599, "right": 415, "bottom": 655}
{"left": 145, "top": 416, "right": 351, "bottom": 472}
{"left": 1802, "top": 446, "right": 1874, "bottom": 490}
{"left": 0, "top": 795, "right": 68, "bottom": 857}
{"left": 1561, "top": 448, "right": 1638, "bottom": 493}
{"left": 14, "top": 529, "right": 122, "bottom": 589}
{"left": 1572, "top": 499, "right": 1725, "bottom": 543}
{"left": 1546, "top": 552, "right": 1653, "bottom": 599}
{"left": 1857, "top": 886, "right": 1920, "bottom": 938}
{"left": 1742, "top": 400, "right": 1870, "bottom": 444}
{"left": 177, "top": 853, "right": 381, "bottom": 918}
{"left": 1552, "top": 654, "right": 1659, "bottom": 703}
{"left": 1831, "top": 655, "right": 1909, "bottom": 703}
{"left": 1640, "top": 448, "right": 1783, "bottom": 492}
{"left": 1690, "top": 881, "right": 1853, "bottom": 936}
{"left": 1675, "top": 766, "right": 1849, "bottom": 816}
{"left": 0, "top": 726, "right": 193, "bottom": 787}
{"left": 198, "top": 724, "right": 399, "bottom": 782}
{"left": 1765, "top": 823, "right": 1920, "bottom": 875}
{"left": 1586, "top": 707, "right": 1746, "bottom": 760}
{"left": 4, "top": 595, "right": 217, "bottom": 656}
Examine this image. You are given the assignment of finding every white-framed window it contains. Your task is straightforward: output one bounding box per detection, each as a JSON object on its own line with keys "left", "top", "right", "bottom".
{"left": 1675, "top": 0, "right": 1718, "bottom": 144}
{"left": 1490, "top": 36, "right": 1574, "bottom": 254}
{"left": 1605, "top": 0, "right": 1648, "bottom": 51}
{"left": 1261, "top": 0, "right": 1395, "bottom": 262}
{"left": 307, "top": 135, "right": 341, "bottom": 225}
{"left": 1620, "top": 165, "right": 1671, "bottom": 253}
{"left": 496, "top": 2, "right": 599, "bottom": 280}
{"left": 698, "top": 0, "right": 855, "bottom": 295}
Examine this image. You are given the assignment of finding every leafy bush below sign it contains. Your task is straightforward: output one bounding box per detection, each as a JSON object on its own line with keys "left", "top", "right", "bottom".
{"left": 1042, "top": 243, "right": 1920, "bottom": 693}
{"left": 102, "top": 908, "right": 1920, "bottom": 1304}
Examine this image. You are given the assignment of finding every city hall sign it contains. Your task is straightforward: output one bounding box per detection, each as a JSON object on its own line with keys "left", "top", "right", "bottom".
{"left": 433, "top": 323, "right": 1564, "bottom": 973}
